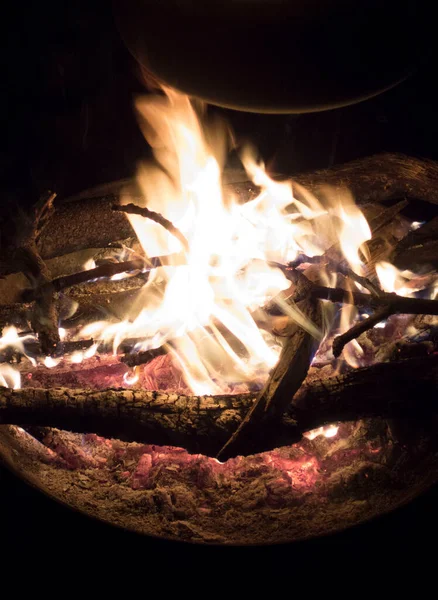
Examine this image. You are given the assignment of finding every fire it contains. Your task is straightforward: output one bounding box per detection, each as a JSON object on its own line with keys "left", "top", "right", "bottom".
{"left": 0, "top": 364, "right": 21, "bottom": 389}
{"left": 304, "top": 424, "right": 339, "bottom": 441}
{"left": 0, "top": 326, "right": 35, "bottom": 357}
{"left": 44, "top": 356, "right": 60, "bottom": 369}
{"left": 70, "top": 87, "right": 382, "bottom": 395}
{"left": 376, "top": 261, "right": 437, "bottom": 298}
{"left": 1, "top": 87, "right": 434, "bottom": 399}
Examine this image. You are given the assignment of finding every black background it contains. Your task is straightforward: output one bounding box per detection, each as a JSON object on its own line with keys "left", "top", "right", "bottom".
{"left": 1, "top": 1, "right": 438, "bottom": 577}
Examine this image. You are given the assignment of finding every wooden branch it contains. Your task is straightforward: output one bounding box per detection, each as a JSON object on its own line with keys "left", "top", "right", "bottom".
{"left": 113, "top": 203, "right": 189, "bottom": 252}
{"left": 217, "top": 294, "right": 322, "bottom": 461}
{"left": 121, "top": 345, "right": 168, "bottom": 367}
{"left": 292, "top": 153, "right": 438, "bottom": 206}
{"left": 332, "top": 306, "right": 392, "bottom": 358}
{"left": 16, "top": 193, "right": 60, "bottom": 354}
{"left": 270, "top": 267, "right": 438, "bottom": 316}
{"left": 308, "top": 280, "right": 438, "bottom": 315}
{"left": 288, "top": 254, "right": 382, "bottom": 296}
{"left": 1, "top": 355, "right": 436, "bottom": 457}
{"left": 21, "top": 253, "right": 185, "bottom": 302}
{"left": 366, "top": 198, "right": 410, "bottom": 236}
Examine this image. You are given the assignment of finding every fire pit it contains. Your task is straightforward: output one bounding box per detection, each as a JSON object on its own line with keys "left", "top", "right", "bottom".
{"left": 0, "top": 88, "right": 437, "bottom": 544}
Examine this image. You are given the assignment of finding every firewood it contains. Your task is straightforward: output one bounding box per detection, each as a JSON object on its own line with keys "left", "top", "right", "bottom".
{"left": 391, "top": 215, "right": 438, "bottom": 270}
{"left": 1, "top": 355, "right": 436, "bottom": 457}
{"left": 288, "top": 199, "right": 409, "bottom": 292}
{"left": 14, "top": 192, "right": 60, "bottom": 354}
{"left": 21, "top": 253, "right": 184, "bottom": 303}
{"left": 2, "top": 153, "right": 438, "bottom": 279}
{"left": 332, "top": 306, "right": 392, "bottom": 358}
{"left": 121, "top": 345, "right": 168, "bottom": 367}
{"left": 217, "top": 293, "right": 323, "bottom": 460}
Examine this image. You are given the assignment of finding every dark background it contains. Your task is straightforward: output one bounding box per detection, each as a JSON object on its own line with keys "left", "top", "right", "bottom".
{"left": 1, "top": 1, "right": 438, "bottom": 575}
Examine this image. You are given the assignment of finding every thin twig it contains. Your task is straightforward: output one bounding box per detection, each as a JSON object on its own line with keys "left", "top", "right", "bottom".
{"left": 21, "top": 253, "right": 185, "bottom": 302}
{"left": 121, "top": 345, "right": 168, "bottom": 367}
{"left": 18, "top": 192, "right": 60, "bottom": 354}
{"left": 287, "top": 254, "right": 382, "bottom": 296}
{"left": 332, "top": 306, "right": 393, "bottom": 358}
{"left": 113, "top": 203, "right": 189, "bottom": 252}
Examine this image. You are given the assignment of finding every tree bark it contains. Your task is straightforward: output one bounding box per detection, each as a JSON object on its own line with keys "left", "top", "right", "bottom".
{"left": 2, "top": 355, "right": 436, "bottom": 457}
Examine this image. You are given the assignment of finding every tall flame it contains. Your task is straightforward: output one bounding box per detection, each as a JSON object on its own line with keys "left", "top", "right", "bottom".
{"left": 72, "top": 87, "right": 386, "bottom": 394}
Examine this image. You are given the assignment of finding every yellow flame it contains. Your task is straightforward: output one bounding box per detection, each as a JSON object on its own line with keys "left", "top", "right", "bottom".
{"left": 70, "top": 351, "right": 84, "bottom": 364}
{"left": 123, "top": 368, "right": 139, "bottom": 386}
{"left": 44, "top": 356, "right": 60, "bottom": 369}
{"left": 376, "top": 261, "right": 437, "bottom": 298}
{"left": 0, "top": 364, "right": 21, "bottom": 389}
{"left": 83, "top": 258, "right": 96, "bottom": 271}
{"left": 0, "top": 326, "right": 35, "bottom": 356}
{"left": 304, "top": 424, "right": 339, "bottom": 440}
{"left": 71, "top": 88, "right": 382, "bottom": 394}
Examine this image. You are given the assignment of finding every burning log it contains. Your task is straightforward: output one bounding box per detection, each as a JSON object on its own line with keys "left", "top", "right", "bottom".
{"left": 391, "top": 215, "right": 438, "bottom": 270}
{"left": 2, "top": 153, "right": 438, "bottom": 281}
{"left": 1, "top": 355, "right": 436, "bottom": 456}
{"left": 13, "top": 192, "right": 60, "bottom": 354}
{"left": 121, "top": 345, "right": 168, "bottom": 367}
{"left": 21, "top": 253, "right": 185, "bottom": 303}
{"left": 292, "top": 354, "right": 438, "bottom": 429}
{"left": 217, "top": 282, "right": 322, "bottom": 460}
{"left": 293, "top": 153, "right": 438, "bottom": 206}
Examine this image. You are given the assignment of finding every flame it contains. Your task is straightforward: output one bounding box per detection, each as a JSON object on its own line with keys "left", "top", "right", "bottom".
{"left": 0, "top": 364, "right": 21, "bottom": 389}
{"left": 376, "top": 261, "right": 437, "bottom": 298}
{"left": 0, "top": 326, "right": 35, "bottom": 356}
{"left": 123, "top": 368, "right": 139, "bottom": 386}
{"left": 335, "top": 200, "right": 371, "bottom": 273}
{"left": 70, "top": 351, "right": 84, "bottom": 364}
{"left": 83, "top": 258, "right": 96, "bottom": 271}
{"left": 304, "top": 424, "right": 339, "bottom": 440}
{"left": 69, "top": 87, "right": 398, "bottom": 393}
{"left": 44, "top": 356, "right": 60, "bottom": 369}
{"left": 84, "top": 343, "right": 98, "bottom": 359}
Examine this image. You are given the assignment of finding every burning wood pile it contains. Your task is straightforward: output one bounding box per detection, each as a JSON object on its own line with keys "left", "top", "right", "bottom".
{"left": 0, "top": 88, "right": 437, "bottom": 544}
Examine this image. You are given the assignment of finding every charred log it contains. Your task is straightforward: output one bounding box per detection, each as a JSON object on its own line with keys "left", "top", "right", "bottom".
{"left": 0, "top": 355, "right": 436, "bottom": 457}
{"left": 217, "top": 296, "right": 322, "bottom": 460}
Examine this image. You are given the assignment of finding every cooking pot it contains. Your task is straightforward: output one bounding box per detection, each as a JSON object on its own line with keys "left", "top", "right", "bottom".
{"left": 114, "top": 0, "right": 432, "bottom": 113}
